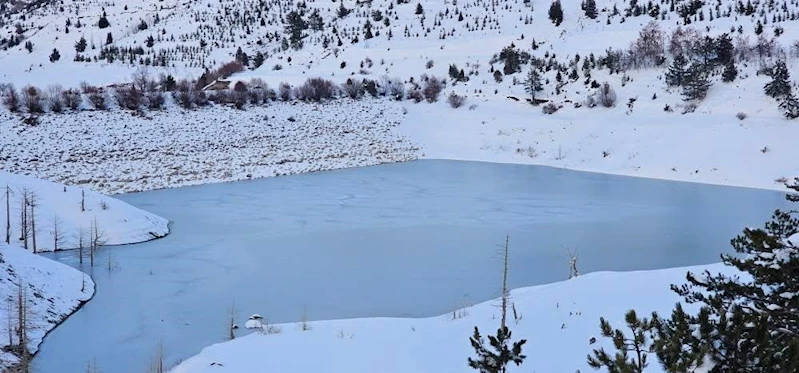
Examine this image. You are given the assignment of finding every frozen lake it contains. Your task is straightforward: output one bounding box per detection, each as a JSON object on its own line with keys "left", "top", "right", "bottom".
{"left": 34, "top": 160, "right": 790, "bottom": 373}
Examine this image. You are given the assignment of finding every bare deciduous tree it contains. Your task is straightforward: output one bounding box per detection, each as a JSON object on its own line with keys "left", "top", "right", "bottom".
{"left": 4, "top": 184, "right": 11, "bottom": 244}
{"left": 51, "top": 215, "right": 64, "bottom": 251}
{"left": 28, "top": 192, "right": 38, "bottom": 254}
{"left": 299, "top": 307, "right": 311, "bottom": 331}
{"left": 500, "top": 235, "right": 510, "bottom": 329}
{"left": 228, "top": 299, "right": 237, "bottom": 340}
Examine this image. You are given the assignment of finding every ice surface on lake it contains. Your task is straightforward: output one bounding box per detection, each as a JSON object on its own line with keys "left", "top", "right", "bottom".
{"left": 33, "top": 160, "right": 790, "bottom": 373}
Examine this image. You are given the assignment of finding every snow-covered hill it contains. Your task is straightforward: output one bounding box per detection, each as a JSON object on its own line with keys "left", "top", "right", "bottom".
{"left": 1, "top": 0, "right": 798, "bottom": 192}
{"left": 0, "top": 171, "right": 169, "bottom": 250}
{"left": 0, "top": 243, "right": 94, "bottom": 371}
{"left": 169, "top": 262, "right": 732, "bottom": 373}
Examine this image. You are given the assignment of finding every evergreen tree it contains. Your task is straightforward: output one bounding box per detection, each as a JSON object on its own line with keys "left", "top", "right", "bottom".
{"left": 681, "top": 63, "right": 711, "bottom": 101}
{"left": 75, "top": 36, "right": 87, "bottom": 53}
{"left": 524, "top": 68, "right": 543, "bottom": 103}
{"left": 106, "top": 32, "right": 113, "bottom": 45}
{"left": 308, "top": 9, "right": 324, "bottom": 31}
{"left": 549, "top": 0, "right": 564, "bottom": 26}
{"left": 364, "top": 20, "right": 373, "bottom": 39}
{"left": 659, "top": 181, "right": 799, "bottom": 371}
{"left": 714, "top": 33, "right": 734, "bottom": 65}
{"left": 284, "top": 11, "right": 308, "bottom": 50}
{"left": 587, "top": 310, "right": 659, "bottom": 373}
{"left": 24, "top": 41, "right": 33, "bottom": 53}
{"left": 49, "top": 48, "right": 60, "bottom": 62}
{"left": 337, "top": 3, "right": 351, "bottom": 18}
{"left": 253, "top": 52, "right": 265, "bottom": 68}
{"left": 764, "top": 61, "right": 792, "bottom": 99}
{"left": 98, "top": 14, "right": 110, "bottom": 29}
{"left": 415, "top": 3, "right": 424, "bottom": 15}
{"left": 235, "top": 47, "right": 249, "bottom": 66}
{"left": 664, "top": 54, "right": 689, "bottom": 86}
{"left": 584, "top": 0, "right": 598, "bottom": 19}
{"left": 467, "top": 326, "right": 527, "bottom": 373}
{"left": 722, "top": 60, "right": 737, "bottom": 82}
{"left": 779, "top": 94, "right": 799, "bottom": 119}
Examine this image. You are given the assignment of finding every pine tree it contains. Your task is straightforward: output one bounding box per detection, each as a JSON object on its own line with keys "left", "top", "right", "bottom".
{"left": 660, "top": 181, "right": 799, "bottom": 371}
{"left": 467, "top": 326, "right": 527, "bottom": 373}
{"left": 98, "top": 14, "right": 110, "bottom": 29}
{"left": 49, "top": 48, "right": 60, "bottom": 62}
{"left": 715, "top": 33, "right": 734, "bottom": 65}
{"left": 779, "top": 94, "right": 799, "bottom": 119}
{"left": 722, "top": 60, "right": 737, "bottom": 82}
{"left": 253, "top": 52, "right": 265, "bottom": 68}
{"left": 284, "top": 11, "right": 308, "bottom": 50}
{"left": 525, "top": 68, "right": 543, "bottom": 103}
{"left": 548, "top": 0, "right": 564, "bottom": 26}
{"left": 664, "top": 54, "right": 689, "bottom": 86}
{"left": 681, "top": 64, "right": 710, "bottom": 101}
{"left": 587, "top": 310, "right": 659, "bottom": 373}
{"left": 75, "top": 36, "right": 87, "bottom": 53}
{"left": 364, "top": 20, "right": 373, "bottom": 39}
{"left": 415, "top": 3, "right": 424, "bottom": 15}
{"left": 764, "top": 61, "right": 792, "bottom": 99}
{"left": 24, "top": 41, "right": 33, "bottom": 53}
{"left": 106, "top": 32, "right": 113, "bottom": 45}
{"left": 584, "top": 0, "right": 598, "bottom": 19}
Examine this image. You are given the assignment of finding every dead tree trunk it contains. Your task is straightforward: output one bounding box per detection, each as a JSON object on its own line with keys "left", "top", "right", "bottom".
{"left": 228, "top": 299, "right": 237, "bottom": 340}
{"left": 81, "top": 190, "right": 85, "bottom": 212}
{"left": 19, "top": 191, "right": 28, "bottom": 250}
{"left": 500, "top": 235, "right": 509, "bottom": 330}
{"left": 29, "top": 193, "right": 37, "bottom": 254}
{"left": 5, "top": 185, "right": 10, "bottom": 244}
{"left": 52, "top": 215, "right": 63, "bottom": 251}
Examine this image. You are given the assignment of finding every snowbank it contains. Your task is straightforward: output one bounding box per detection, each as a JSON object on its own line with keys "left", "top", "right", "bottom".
{"left": 0, "top": 171, "right": 170, "bottom": 251}
{"left": 170, "top": 263, "right": 733, "bottom": 373}
{"left": 0, "top": 243, "right": 95, "bottom": 370}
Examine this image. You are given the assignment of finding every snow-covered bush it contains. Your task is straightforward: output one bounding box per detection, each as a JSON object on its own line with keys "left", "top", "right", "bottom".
{"left": 423, "top": 76, "right": 444, "bottom": 102}
{"left": 598, "top": 82, "right": 617, "bottom": 108}
{"left": 447, "top": 92, "right": 466, "bottom": 108}
{"left": 542, "top": 102, "right": 559, "bottom": 114}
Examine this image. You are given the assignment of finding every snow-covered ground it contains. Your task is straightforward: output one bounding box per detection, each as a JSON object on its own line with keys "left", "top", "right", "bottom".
{"left": 0, "top": 243, "right": 94, "bottom": 370}
{"left": 170, "top": 263, "right": 732, "bottom": 373}
{"left": 0, "top": 100, "right": 418, "bottom": 194}
{"left": 0, "top": 171, "right": 169, "bottom": 250}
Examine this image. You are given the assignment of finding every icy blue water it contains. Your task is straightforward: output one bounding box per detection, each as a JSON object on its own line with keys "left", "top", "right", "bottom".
{"left": 35, "top": 160, "right": 790, "bottom": 373}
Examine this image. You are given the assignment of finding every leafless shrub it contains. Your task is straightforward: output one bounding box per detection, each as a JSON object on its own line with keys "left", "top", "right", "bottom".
{"left": 296, "top": 78, "right": 337, "bottom": 101}
{"left": 681, "top": 103, "right": 697, "bottom": 114}
{"left": 146, "top": 90, "right": 165, "bottom": 110}
{"left": 407, "top": 87, "right": 423, "bottom": 103}
{"left": 132, "top": 66, "right": 151, "bottom": 92}
{"left": 84, "top": 85, "right": 107, "bottom": 110}
{"left": 1, "top": 83, "right": 20, "bottom": 112}
{"left": 215, "top": 61, "right": 245, "bottom": 79}
{"left": 668, "top": 26, "right": 702, "bottom": 59}
{"left": 173, "top": 80, "right": 196, "bottom": 109}
{"left": 210, "top": 89, "right": 232, "bottom": 105}
{"left": 47, "top": 85, "right": 64, "bottom": 113}
{"left": 114, "top": 85, "right": 142, "bottom": 110}
{"left": 422, "top": 76, "right": 444, "bottom": 102}
{"left": 278, "top": 82, "right": 292, "bottom": 101}
{"left": 62, "top": 89, "right": 82, "bottom": 110}
{"left": 631, "top": 21, "right": 665, "bottom": 67}
{"left": 232, "top": 82, "right": 248, "bottom": 109}
{"left": 597, "top": 82, "right": 616, "bottom": 108}
{"left": 21, "top": 85, "right": 44, "bottom": 113}
{"left": 381, "top": 77, "right": 405, "bottom": 100}
{"left": 342, "top": 79, "right": 364, "bottom": 99}
{"left": 542, "top": 102, "right": 560, "bottom": 114}
{"left": 447, "top": 92, "right": 466, "bottom": 108}
{"left": 425, "top": 60, "right": 434, "bottom": 69}
{"left": 736, "top": 112, "right": 747, "bottom": 120}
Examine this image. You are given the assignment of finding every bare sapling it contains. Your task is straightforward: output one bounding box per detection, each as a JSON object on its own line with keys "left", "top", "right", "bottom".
{"left": 148, "top": 341, "right": 165, "bottom": 373}
{"left": 52, "top": 214, "right": 63, "bottom": 251}
{"left": 19, "top": 188, "right": 29, "bottom": 251}
{"left": 299, "top": 307, "right": 311, "bottom": 331}
{"left": 5, "top": 184, "right": 11, "bottom": 244}
{"left": 565, "top": 247, "right": 580, "bottom": 279}
{"left": 28, "top": 191, "right": 38, "bottom": 253}
{"left": 228, "top": 299, "right": 237, "bottom": 340}
{"left": 500, "top": 235, "right": 510, "bottom": 329}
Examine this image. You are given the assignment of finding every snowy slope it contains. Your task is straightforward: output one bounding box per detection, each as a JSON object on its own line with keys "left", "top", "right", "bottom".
{"left": 1, "top": 0, "right": 798, "bottom": 192}
{"left": 0, "top": 243, "right": 94, "bottom": 370}
{"left": 0, "top": 171, "right": 170, "bottom": 250}
{"left": 170, "top": 263, "right": 733, "bottom": 373}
